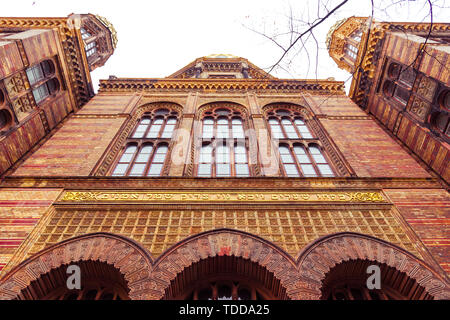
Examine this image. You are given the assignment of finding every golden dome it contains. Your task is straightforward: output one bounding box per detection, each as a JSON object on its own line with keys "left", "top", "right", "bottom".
{"left": 94, "top": 14, "right": 118, "bottom": 49}
{"left": 206, "top": 54, "right": 240, "bottom": 59}
{"left": 325, "top": 18, "right": 347, "bottom": 50}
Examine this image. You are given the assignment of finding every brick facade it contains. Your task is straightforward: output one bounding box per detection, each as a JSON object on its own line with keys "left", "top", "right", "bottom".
{"left": 0, "top": 17, "right": 448, "bottom": 300}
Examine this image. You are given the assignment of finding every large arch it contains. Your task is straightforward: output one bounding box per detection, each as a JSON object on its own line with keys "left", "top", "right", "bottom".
{"left": 1, "top": 231, "right": 447, "bottom": 300}
{"left": 0, "top": 233, "right": 154, "bottom": 300}
{"left": 148, "top": 228, "right": 302, "bottom": 300}
{"left": 295, "top": 232, "right": 450, "bottom": 300}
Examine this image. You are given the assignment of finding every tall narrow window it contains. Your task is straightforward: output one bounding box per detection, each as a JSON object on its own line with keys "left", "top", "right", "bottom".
{"left": 111, "top": 108, "right": 179, "bottom": 176}
{"left": 196, "top": 106, "right": 251, "bottom": 177}
{"left": 266, "top": 107, "right": 335, "bottom": 177}
{"left": 85, "top": 41, "right": 97, "bottom": 58}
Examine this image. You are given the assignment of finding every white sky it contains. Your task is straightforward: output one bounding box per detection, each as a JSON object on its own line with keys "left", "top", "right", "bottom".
{"left": 2, "top": 0, "right": 449, "bottom": 93}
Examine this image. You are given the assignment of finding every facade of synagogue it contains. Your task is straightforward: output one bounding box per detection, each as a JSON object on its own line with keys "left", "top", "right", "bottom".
{"left": 0, "top": 14, "right": 448, "bottom": 300}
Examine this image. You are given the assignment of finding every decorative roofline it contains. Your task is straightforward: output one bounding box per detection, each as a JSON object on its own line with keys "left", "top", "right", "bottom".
{"left": 98, "top": 78, "right": 345, "bottom": 94}
{"left": 93, "top": 14, "right": 118, "bottom": 49}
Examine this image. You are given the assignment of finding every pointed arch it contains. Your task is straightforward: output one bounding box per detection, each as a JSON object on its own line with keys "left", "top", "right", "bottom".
{"left": 295, "top": 232, "right": 450, "bottom": 300}
{"left": 0, "top": 233, "right": 154, "bottom": 300}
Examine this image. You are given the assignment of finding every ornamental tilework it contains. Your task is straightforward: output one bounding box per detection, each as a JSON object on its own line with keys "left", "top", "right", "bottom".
{"left": 26, "top": 208, "right": 421, "bottom": 260}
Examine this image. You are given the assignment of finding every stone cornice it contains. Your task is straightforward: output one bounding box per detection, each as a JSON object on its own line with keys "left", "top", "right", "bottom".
{"left": 98, "top": 78, "right": 345, "bottom": 95}
{"left": 0, "top": 176, "right": 441, "bottom": 190}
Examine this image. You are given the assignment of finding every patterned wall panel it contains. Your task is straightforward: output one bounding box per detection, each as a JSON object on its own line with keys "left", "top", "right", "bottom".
{"left": 12, "top": 117, "right": 125, "bottom": 176}
{"left": 384, "top": 189, "right": 450, "bottom": 274}
{"left": 320, "top": 119, "right": 430, "bottom": 178}
{"left": 23, "top": 206, "right": 421, "bottom": 264}
{"left": 0, "top": 188, "right": 62, "bottom": 276}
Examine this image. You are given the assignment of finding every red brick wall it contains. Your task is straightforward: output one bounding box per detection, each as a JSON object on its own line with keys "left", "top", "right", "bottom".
{"left": 0, "top": 188, "right": 62, "bottom": 276}
{"left": 12, "top": 117, "right": 125, "bottom": 176}
{"left": 0, "top": 40, "right": 23, "bottom": 79}
{"left": 77, "top": 94, "right": 138, "bottom": 115}
{"left": 384, "top": 189, "right": 450, "bottom": 274}
{"left": 321, "top": 118, "right": 430, "bottom": 178}
{"left": 0, "top": 112, "right": 46, "bottom": 174}
{"left": 309, "top": 95, "right": 368, "bottom": 116}
{"left": 10, "top": 29, "right": 59, "bottom": 66}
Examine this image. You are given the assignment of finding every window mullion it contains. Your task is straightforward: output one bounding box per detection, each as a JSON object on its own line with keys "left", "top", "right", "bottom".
{"left": 143, "top": 141, "right": 156, "bottom": 176}
{"left": 158, "top": 117, "right": 167, "bottom": 139}
{"left": 290, "top": 144, "right": 303, "bottom": 177}
{"left": 305, "top": 146, "right": 320, "bottom": 177}
{"left": 230, "top": 141, "right": 236, "bottom": 177}
{"left": 279, "top": 118, "right": 289, "bottom": 139}
{"left": 124, "top": 145, "right": 141, "bottom": 176}
{"left": 212, "top": 141, "right": 217, "bottom": 177}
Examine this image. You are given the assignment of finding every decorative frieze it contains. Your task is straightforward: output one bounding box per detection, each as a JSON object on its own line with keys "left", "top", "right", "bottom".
{"left": 59, "top": 190, "right": 386, "bottom": 203}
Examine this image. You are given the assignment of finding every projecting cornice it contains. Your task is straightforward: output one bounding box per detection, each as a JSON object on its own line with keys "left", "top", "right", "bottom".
{"left": 98, "top": 78, "right": 345, "bottom": 95}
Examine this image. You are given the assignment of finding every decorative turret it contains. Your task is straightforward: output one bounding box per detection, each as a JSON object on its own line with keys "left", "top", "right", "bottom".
{"left": 69, "top": 14, "right": 117, "bottom": 72}
{"left": 326, "top": 17, "right": 368, "bottom": 73}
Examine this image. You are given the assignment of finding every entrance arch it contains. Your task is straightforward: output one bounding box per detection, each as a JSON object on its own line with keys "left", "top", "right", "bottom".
{"left": 150, "top": 229, "right": 301, "bottom": 300}
{"left": 17, "top": 260, "right": 130, "bottom": 300}
{"left": 0, "top": 233, "right": 154, "bottom": 300}
{"left": 295, "top": 232, "right": 449, "bottom": 300}
{"left": 164, "top": 255, "right": 287, "bottom": 300}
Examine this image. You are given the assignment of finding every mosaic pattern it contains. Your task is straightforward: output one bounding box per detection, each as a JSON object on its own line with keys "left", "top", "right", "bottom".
{"left": 28, "top": 208, "right": 420, "bottom": 259}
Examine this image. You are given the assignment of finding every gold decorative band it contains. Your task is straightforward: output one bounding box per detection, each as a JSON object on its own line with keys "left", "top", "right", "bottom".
{"left": 59, "top": 191, "right": 386, "bottom": 203}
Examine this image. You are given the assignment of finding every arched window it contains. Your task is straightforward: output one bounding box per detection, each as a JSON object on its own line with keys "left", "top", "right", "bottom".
{"left": 266, "top": 108, "right": 334, "bottom": 177}
{"left": 111, "top": 108, "right": 178, "bottom": 177}
{"left": 382, "top": 61, "right": 416, "bottom": 106}
{"left": 25, "top": 59, "right": 59, "bottom": 105}
{"left": 196, "top": 107, "right": 251, "bottom": 177}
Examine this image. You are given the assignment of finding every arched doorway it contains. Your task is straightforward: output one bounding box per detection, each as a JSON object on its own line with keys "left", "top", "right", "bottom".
{"left": 296, "top": 232, "right": 449, "bottom": 300}
{"left": 321, "top": 259, "right": 433, "bottom": 300}
{"left": 150, "top": 229, "right": 300, "bottom": 299}
{"left": 16, "top": 260, "right": 129, "bottom": 300}
{"left": 163, "top": 255, "right": 287, "bottom": 300}
{"left": 0, "top": 233, "right": 155, "bottom": 300}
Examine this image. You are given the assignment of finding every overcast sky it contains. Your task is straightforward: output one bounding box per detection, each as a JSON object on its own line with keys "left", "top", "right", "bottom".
{"left": 2, "top": 0, "right": 449, "bottom": 93}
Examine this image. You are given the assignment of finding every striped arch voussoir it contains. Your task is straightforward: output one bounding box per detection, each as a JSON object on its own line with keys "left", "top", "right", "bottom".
{"left": 0, "top": 233, "right": 154, "bottom": 300}
{"left": 295, "top": 232, "right": 450, "bottom": 300}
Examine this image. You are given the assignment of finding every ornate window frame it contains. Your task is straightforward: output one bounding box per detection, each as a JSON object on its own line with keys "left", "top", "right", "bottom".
{"left": 185, "top": 102, "right": 260, "bottom": 177}
{"left": 93, "top": 102, "right": 183, "bottom": 176}
{"left": 194, "top": 103, "right": 253, "bottom": 177}
{"left": 262, "top": 103, "right": 352, "bottom": 177}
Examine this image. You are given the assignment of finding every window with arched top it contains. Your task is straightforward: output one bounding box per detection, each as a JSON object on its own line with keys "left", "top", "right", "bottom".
{"left": 266, "top": 108, "right": 334, "bottom": 177}
{"left": 382, "top": 61, "right": 416, "bottom": 107}
{"left": 111, "top": 108, "right": 179, "bottom": 177}
{"left": 25, "top": 59, "right": 60, "bottom": 105}
{"left": 196, "top": 107, "right": 251, "bottom": 177}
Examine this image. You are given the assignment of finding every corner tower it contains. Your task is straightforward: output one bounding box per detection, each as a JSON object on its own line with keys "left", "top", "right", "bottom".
{"left": 327, "top": 17, "right": 450, "bottom": 185}
{"left": 0, "top": 14, "right": 116, "bottom": 176}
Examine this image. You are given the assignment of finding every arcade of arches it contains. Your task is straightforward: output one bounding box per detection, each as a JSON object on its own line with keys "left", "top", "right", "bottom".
{"left": 0, "top": 231, "right": 448, "bottom": 300}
